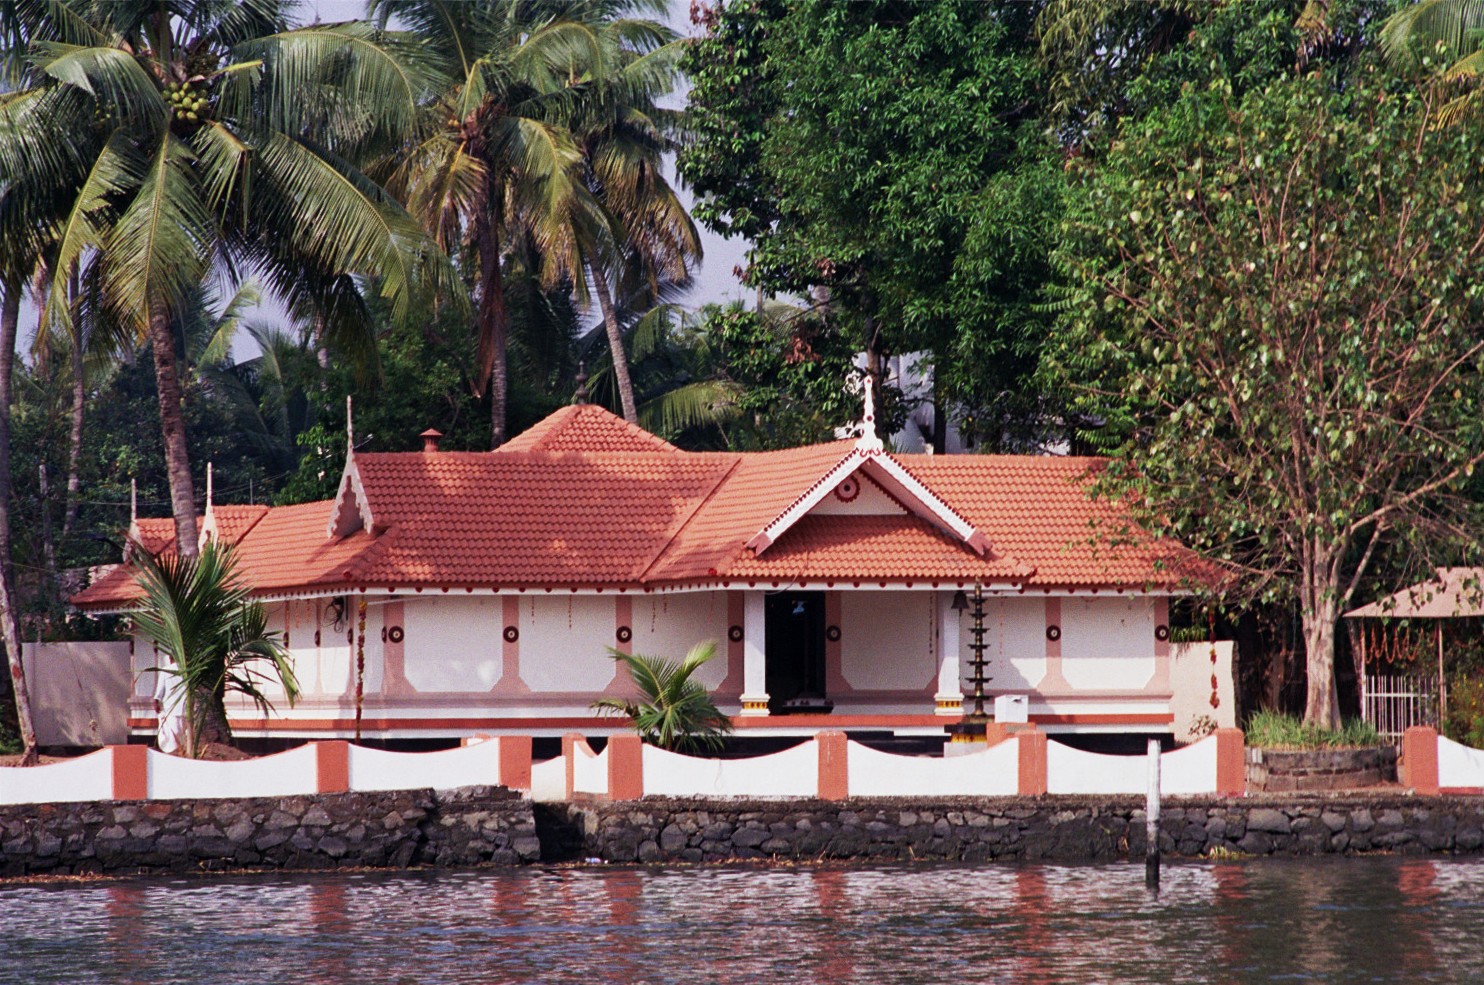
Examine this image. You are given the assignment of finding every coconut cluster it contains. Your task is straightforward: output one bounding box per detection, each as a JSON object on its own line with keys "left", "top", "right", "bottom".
{"left": 164, "top": 82, "right": 208, "bottom": 122}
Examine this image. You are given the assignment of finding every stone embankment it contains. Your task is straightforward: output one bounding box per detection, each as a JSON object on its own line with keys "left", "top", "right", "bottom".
{"left": 0, "top": 786, "right": 539, "bottom": 877}
{"left": 8, "top": 791, "right": 1484, "bottom": 875}
{"left": 543, "top": 795, "right": 1484, "bottom": 864}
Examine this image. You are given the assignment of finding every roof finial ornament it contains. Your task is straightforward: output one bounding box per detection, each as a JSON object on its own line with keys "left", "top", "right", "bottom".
{"left": 855, "top": 372, "right": 884, "bottom": 454}
{"left": 130, "top": 478, "right": 137, "bottom": 525}
{"left": 346, "top": 395, "right": 354, "bottom": 454}
{"left": 574, "top": 361, "right": 589, "bottom": 405}
{"left": 206, "top": 461, "right": 214, "bottom": 511}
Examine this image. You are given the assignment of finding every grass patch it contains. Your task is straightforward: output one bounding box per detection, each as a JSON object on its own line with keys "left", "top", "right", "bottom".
{"left": 0, "top": 720, "right": 20, "bottom": 757}
{"left": 1245, "top": 709, "right": 1381, "bottom": 749}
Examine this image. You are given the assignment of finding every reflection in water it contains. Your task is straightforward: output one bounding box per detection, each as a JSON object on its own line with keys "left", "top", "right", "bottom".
{"left": 3, "top": 857, "right": 1482, "bottom": 985}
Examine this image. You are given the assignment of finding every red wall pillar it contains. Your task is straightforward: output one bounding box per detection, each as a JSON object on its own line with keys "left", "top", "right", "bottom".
{"left": 1215, "top": 728, "right": 1246, "bottom": 797}
{"left": 1017, "top": 729, "right": 1048, "bottom": 796}
{"left": 607, "top": 734, "right": 644, "bottom": 801}
{"left": 1402, "top": 726, "right": 1440, "bottom": 795}
{"left": 499, "top": 735, "right": 533, "bottom": 791}
{"left": 562, "top": 732, "right": 583, "bottom": 800}
{"left": 816, "top": 730, "right": 848, "bottom": 801}
{"left": 110, "top": 745, "right": 148, "bottom": 801}
{"left": 315, "top": 740, "right": 350, "bottom": 793}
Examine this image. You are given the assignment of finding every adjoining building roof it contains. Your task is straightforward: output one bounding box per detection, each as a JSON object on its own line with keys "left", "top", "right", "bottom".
{"left": 1345, "top": 567, "right": 1484, "bottom": 619}
{"left": 72, "top": 404, "right": 1210, "bottom": 611}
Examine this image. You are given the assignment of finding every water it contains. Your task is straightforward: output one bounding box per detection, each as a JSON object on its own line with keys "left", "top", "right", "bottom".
{"left": 1, "top": 857, "right": 1479, "bottom": 984}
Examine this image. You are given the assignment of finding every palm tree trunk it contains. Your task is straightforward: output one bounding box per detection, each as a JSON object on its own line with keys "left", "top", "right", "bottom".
{"left": 588, "top": 258, "right": 638, "bottom": 423}
{"left": 61, "top": 311, "right": 85, "bottom": 540}
{"left": 478, "top": 200, "right": 511, "bottom": 449}
{"left": 0, "top": 284, "right": 39, "bottom": 764}
{"left": 146, "top": 304, "right": 199, "bottom": 558}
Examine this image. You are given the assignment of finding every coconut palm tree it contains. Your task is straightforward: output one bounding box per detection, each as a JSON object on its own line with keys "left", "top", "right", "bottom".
{"left": 130, "top": 536, "right": 297, "bottom": 758}
{"left": 570, "top": 20, "right": 700, "bottom": 424}
{"left": 591, "top": 640, "right": 732, "bottom": 753}
{"left": 4, "top": 0, "right": 453, "bottom": 557}
{"left": 1381, "top": 0, "right": 1484, "bottom": 122}
{"left": 376, "top": 0, "right": 665, "bottom": 447}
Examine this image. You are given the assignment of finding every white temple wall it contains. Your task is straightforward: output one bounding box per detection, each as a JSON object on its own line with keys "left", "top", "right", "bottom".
{"left": 1059, "top": 596, "right": 1156, "bottom": 690}
{"left": 840, "top": 592, "right": 935, "bottom": 690}
{"left": 627, "top": 593, "right": 730, "bottom": 689}
{"left": 402, "top": 596, "right": 500, "bottom": 692}
{"left": 967, "top": 597, "right": 1047, "bottom": 690}
{"left": 517, "top": 595, "right": 616, "bottom": 692}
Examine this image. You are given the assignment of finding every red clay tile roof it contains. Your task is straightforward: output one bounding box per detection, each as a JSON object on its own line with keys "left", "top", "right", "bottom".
{"left": 499, "top": 404, "right": 678, "bottom": 454}
{"left": 208, "top": 504, "right": 270, "bottom": 543}
{"left": 72, "top": 404, "right": 1209, "bottom": 609}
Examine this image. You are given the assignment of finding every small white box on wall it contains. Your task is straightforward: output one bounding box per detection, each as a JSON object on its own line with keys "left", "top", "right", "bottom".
{"left": 994, "top": 694, "right": 1029, "bottom": 724}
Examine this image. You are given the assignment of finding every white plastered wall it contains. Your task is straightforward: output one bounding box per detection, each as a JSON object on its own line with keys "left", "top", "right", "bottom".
{"left": 518, "top": 595, "right": 616, "bottom": 692}
{"left": 840, "top": 591, "right": 936, "bottom": 690}
{"left": 402, "top": 596, "right": 502, "bottom": 692}
{"left": 1059, "top": 596, "right": 1155, "bottom": 690}
{"left": 628, "top": 592, "right": 730, "bottom": 689}
{"left": 965, "top": 597, "right": 1046, "bottom": 690}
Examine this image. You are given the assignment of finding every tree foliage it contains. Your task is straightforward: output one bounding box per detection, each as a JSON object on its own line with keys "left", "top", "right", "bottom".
{"left": 591, "top": 640, "right": 732, "bottom": 753}
{"left": 130, "top": 537, "right": 297, "bottom": 758}
{"left": 1044, "top": 67, "right": 1484, "bottom": 727}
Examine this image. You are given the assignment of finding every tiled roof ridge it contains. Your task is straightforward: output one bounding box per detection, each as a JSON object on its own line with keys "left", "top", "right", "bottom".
{"left": 637, "top": 455, "right": 745, "bottom": 584}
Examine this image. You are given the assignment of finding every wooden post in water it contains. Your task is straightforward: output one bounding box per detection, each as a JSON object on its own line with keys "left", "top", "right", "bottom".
{"left": 1146, "top": 737, "right": 1161, "bottom": 891}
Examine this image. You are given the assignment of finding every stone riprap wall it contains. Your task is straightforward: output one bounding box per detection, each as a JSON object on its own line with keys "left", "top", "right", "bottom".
{"left": 0, "top": 785, "right": 538, "bottom": 877}
{"left": 548, "top": 796, "right": 1484, "bottom": 864}
{"left": 1246, "top": 746, "right": 1398, "bottom": 793}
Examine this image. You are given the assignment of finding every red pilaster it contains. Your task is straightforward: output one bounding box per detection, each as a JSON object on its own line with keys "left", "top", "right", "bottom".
{"left": 816, "top": 730, "right": 849, "bottom": 801}
{"left": 316, "top": 740, "right": 350, "bottom": 793}
{"left": 562, "top": 732, "right": 582, "bottom": 800}
{"left": 607, "top": 734, "right": 644, "bottom": 801}
{"left": 499, "top": 735, "right": 533, "bottom": 791}
{"left": 1215, "top": 728, "right": 1246, "bottom": 797}
{"left": 110, "top": 745, "right": 148, "bottom": 801}
{"left": 1017, "top": 729, "right": 1048, "bottom": 797}
{"left": 1402, "top": 725, "right": 1440, "bottom": 795}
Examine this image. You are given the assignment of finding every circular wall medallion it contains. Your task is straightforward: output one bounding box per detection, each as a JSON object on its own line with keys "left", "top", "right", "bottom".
{"left": 826, "top": 625, "right": 842, "bottom": 643}
{"left": 380, "top": 625, "right": 387, "bottom": 642}
{"left": 314, "top": 630, "right": 321, "bottom": 646}
{"left": 388, "top": 625, "right": 405, "bottom": 644}
{"left": 728, "top": 624, "right": 744, "bottom": 642}
{"left": 616, "top": 625, "right": 633, "bottom": 643}
{"left": 1155, "top": 624, "right": 1170, "bottom": 642}
{"left": 1046, "top": 624, "right": 1062, "bottom": 642}
{"left": 503, "top": 626, "right": 519, "bottom": 643}
{"left": 834, "top": 476, "right": 861, "bottom": 503}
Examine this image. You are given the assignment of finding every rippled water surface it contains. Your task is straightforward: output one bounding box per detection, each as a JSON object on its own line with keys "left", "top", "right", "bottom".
{"left": 3, "top": 857, "right": 1481, "bottom": 984}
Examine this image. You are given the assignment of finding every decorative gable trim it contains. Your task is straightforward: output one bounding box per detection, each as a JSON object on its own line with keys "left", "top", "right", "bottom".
{"left": 746, "top": 450, "right": 991, "bottom": 557}
{"left": 327, "top": 457, "right": 374, "bottom": 539}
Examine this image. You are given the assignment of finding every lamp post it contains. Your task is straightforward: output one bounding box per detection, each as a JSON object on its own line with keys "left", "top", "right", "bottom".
{"left": 947, "top": 584, "right": 991, "bottom": 744}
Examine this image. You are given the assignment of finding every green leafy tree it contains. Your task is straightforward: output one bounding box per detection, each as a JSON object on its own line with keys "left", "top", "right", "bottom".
{"left": 1380, "top": 0, "right": 1484, "bottom": 122}
{"left": 4, "top": 0, "right": 451, "bottom": 559}
{"left": 130, "top": 538, "right": 298, "bottom": 758}
{"left": 681, "top": 0, "right": 1064, "bottom": 448}
{"left": 1043, "top": 69, "right": 1484, "bottom": 728}
{"left": 592, "top": 641, "right": 732, "bottom": 753}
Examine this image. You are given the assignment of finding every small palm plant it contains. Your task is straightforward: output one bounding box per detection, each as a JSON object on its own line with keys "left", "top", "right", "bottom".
{"left": 592, "top": 642, "right": 733, "bottom": 754}
{"left": 131, "top": 538, "right": 299, "bottom": 759}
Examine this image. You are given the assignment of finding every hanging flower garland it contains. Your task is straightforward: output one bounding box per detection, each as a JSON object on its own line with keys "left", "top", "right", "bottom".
{"left": 1208, "top": 608, "right": 1220, "bottom": 709}
{"left": 354, "top": 595, "right": 367, "bottom": 742}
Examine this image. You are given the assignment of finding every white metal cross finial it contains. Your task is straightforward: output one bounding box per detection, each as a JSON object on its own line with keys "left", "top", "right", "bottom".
{"left": 855, "top": 373, "right": 884, "bottom": 453}
{"left": 346, "top": 395, "right": 354, "bottom": 454}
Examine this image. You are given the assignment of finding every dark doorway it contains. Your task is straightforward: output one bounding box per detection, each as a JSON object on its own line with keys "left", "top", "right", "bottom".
{"left": 765, "top": 591, "right": 831, "bottom": 713}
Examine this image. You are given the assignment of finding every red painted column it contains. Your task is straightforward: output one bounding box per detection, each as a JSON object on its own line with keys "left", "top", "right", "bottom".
{"left": 110, "top": 745, "right": 148, "bottom": 801}
{"left": 316, "top": 740, "right": 350, "bottom": 793}
{"left": 499, "top": 735, "right": 533, "bottom": 791}
{"left": 607, "top": 734, "right": 644, "bottom": 801}
{"left": 562, "top": 732, "right": 582, "bottom": 800}
{"left": 1402, "top": 726, "right": 1440, "bottom": 795}
{"left": 1215, "top": 728, "right": 1246, "bottom": 797}
{"left": 816, "top": 730, "right": 848, "bottom": 801}
{"left": 1017, "top": 729, "right": 1048, "bottom": 796}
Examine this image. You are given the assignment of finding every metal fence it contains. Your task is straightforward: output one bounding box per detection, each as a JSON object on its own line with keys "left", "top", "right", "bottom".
{"left": 1363, "top": 674, "right": 1440, "bottom": 744}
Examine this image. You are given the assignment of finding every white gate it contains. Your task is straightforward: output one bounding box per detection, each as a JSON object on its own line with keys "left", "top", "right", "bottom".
{"left": 1363, "top": 674, "right": 1439, "bottom": 744}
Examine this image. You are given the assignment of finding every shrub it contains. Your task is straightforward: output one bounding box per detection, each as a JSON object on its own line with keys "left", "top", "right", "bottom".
{"left": 592, "top": 642, "right": 733, "bottom": 753}
{"left": 1245, "top": 709, "right": 1380, "bottom": 749}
